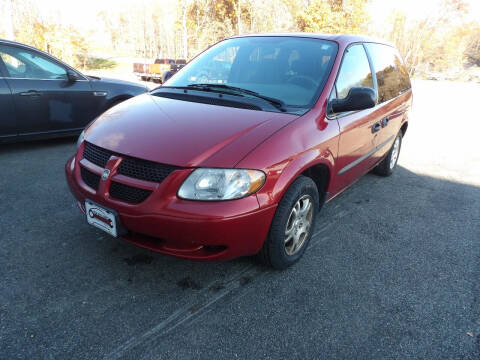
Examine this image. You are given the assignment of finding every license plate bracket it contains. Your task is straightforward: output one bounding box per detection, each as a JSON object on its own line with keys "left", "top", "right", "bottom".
{"left": 85, "top": 200, "right": 124, "bottom": 237}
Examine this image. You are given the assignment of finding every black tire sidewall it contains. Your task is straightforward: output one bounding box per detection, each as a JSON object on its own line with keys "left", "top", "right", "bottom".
{"left": 375, "top": 131, "right": 402, "bottom": 176}
{"left": 266, "top": 176, "right": 319, "bottom": 269}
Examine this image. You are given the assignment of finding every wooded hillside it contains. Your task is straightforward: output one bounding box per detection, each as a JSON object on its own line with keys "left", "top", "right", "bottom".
{"left": 1, "top": 0, "right": 478, "bottom": 78}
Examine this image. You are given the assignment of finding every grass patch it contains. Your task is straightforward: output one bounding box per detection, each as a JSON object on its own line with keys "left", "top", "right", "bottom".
{"left": 77, "top": 55, "right": 118, "bottom": 70}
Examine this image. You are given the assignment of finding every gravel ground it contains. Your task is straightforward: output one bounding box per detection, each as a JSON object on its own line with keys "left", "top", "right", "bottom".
{"left": 0, "top": 80, "right": 479, "bottom": 359}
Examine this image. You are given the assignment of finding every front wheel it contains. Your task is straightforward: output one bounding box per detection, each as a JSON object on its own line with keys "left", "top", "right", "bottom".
{"left": 258, "top": 176, "right": 319, "bottom": 269}
{"left": 374, "top": 131, "right": 402, "bottom": 177}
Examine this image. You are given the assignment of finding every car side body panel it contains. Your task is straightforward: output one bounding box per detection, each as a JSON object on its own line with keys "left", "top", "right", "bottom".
{"left": 0, "top": 39, "right": 148, "bottom": 142}
{"left": 371, "top": 92, "right": 412, "bottom": 159}
{"left": 5, "top": 77, "right": 97, "bottom": 135}
{"left": 0, "top": 77, "right": 16, "bottom": 138}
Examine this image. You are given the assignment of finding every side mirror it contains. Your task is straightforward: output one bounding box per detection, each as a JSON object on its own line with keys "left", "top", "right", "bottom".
{"left": 162, "top": 70, "right": 173, "bottom": 83}
{"left": 330, "top": 87, "right": 377, "bottom": 114}
{"left": 67, "top": 69, "right": 80, "bottom": 82}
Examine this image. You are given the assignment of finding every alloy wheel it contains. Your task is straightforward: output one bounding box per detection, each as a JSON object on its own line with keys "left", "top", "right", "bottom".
{"left": 284, "top": 195, "right": 314, "bottom": 255}
{"left": 390, "top": 136, "right": 400, "bottom": 169}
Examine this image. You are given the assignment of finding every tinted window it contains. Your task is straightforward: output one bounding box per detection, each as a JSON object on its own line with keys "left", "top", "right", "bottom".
{"left": 335, "top": 44, "right": 374, "bottom": 100}
{"left": 364, "top": 43, "right": 411, "bottom": 103}
{"left": 165, "top": 37, "right": 338, "bottom": 108}
{"left": 0, "top": 52, "right": 27, "bottom": 77}
{"left": 155, "top": 58, "right": 175, "bottom": 64}
{"left": 0, "top": 45, "right": 67, "bottom": 80}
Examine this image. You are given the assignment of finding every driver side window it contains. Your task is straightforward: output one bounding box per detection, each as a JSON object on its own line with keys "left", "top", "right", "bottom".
{"left": 0, "top": 52, "right": 27, "bottom": 78}
{"left": 0, "top": 45, "right": 67, "bottom": 80}
{"left": 335, "top": 44, "right": 374, "bottom": 99}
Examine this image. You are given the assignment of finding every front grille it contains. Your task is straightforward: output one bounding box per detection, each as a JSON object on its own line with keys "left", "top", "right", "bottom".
{"left": 109, "top": 181, "right": 152, "bottom": 203}
{"left": 81, "top": 167, "right": 100, "bottom": 190}
{"left": 83, "top": 142, "right": 111, "bottom": 168}
{"left": 83, "top": 142, "right": 178, "bottom": 183}
{"left": 118, "top": 157, "right": 177, "bottom": 183}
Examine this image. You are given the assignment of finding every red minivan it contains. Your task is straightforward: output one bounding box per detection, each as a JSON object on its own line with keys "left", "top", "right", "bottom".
{"left": 65, "top": 34, "right": 412, "bottom": 269}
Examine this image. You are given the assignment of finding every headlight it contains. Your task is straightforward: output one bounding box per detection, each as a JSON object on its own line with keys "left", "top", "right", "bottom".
{"left": 178, "top": 168, "right": 265, "bottom": 201}
{"left": 76, "top": 129, "right": 85, "bottom": 149}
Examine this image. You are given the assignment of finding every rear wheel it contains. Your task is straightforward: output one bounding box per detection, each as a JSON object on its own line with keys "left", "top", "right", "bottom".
{"left": 258, "top": 176, "right": 319, "bottom": 269}
{"left": 374, "top": 131, "right": 402, "bottom": 177}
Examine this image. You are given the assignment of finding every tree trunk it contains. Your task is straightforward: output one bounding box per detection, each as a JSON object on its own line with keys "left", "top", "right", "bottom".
{"left": 183, "top": 0, "right": 188, "bottom": 59}
{"left": 237, "top": 0, "right": 242, "bottom": 35}
{"left": 4, "top": 0, "right": 15, "bottom": 40}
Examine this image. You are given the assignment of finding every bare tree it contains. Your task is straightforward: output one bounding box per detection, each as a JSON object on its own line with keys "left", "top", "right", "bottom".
{"left": 237, "top": 0, "right": 243, "bottom": 34}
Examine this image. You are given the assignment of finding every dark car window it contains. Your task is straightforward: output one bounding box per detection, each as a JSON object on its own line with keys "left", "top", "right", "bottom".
{"left": 0, "top": 52, "right": 27, "bottom": 77}
{"left": 335, "top": 44, "right": 374, "bottom": 100}
{"left": 0, "top": 45, "right": 67, "bottom": 80}
{"left": 164, "top": 36, "right": 338, "bottom": 109}
{"left": 364, "top": 43, "right": 411, "bottom": 103}
{"left": 155, "top": 58, "right": 175, "bottom": 65}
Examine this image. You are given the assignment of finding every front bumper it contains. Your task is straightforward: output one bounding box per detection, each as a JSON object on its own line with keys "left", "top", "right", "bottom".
{"left": 65, "top": 154, "right": 276, "bottom": 261}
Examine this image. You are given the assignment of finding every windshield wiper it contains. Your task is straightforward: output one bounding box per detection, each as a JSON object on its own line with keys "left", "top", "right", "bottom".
{"left": 188, "top": 83, "right": 286, "bottom": 111}
{"left": 160, "top": 84, "right": 286, "bottom": 111}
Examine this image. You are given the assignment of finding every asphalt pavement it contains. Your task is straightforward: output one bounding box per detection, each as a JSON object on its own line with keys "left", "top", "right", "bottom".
{"left": 0, "top": 80, "right": 479, "bottom": 359}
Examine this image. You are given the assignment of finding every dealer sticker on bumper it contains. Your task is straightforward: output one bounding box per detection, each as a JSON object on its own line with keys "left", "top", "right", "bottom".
{"left": 85, "top": 200, "right": 119, "bottom": 237}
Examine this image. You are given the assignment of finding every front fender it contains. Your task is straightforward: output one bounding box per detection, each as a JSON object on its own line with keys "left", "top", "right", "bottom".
{"left": 256, "top": 149, "right": 335, "bottom": 208}
{"left": 222, "top": 79, "right": 344, "bottom": 208}
{"left": 237, "top": 104, "right": 339, "bottom": 208}
{"left": 90, "top": 79, "right": 147, "bottom": 104}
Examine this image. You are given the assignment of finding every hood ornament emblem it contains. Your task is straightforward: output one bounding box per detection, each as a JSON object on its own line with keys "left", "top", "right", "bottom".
{"left": 101, "top": 169, "right": 111, "bottom": 181}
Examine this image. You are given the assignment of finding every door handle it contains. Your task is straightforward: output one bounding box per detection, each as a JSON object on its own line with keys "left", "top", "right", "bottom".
{"left": 372, "top": 122, "right": 381, "bottom": 133}
{"left": 19, "top": 90, "right": 42, "bottom": 97}
{"left": 381, "top": 117, "right": 389, "bottom": 127}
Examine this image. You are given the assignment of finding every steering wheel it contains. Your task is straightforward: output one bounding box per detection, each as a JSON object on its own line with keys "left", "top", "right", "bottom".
{"left": 286, "top": 75, "right": 318, "bottom": 90}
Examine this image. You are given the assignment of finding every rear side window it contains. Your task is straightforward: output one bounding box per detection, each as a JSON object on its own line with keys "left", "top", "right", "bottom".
{"left": 364, "top": 43, "right": 411, "bottom": 103}
{"left": 335, "top": 44, "right": 374, "bottom": 99}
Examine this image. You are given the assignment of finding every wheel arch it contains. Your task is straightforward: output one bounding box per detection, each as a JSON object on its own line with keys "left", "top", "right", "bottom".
{"left": 262, "top": 155, "right": 334, "bottom": 209}
{"left": 301, "top": 163, "right": 331, "bottom": 198}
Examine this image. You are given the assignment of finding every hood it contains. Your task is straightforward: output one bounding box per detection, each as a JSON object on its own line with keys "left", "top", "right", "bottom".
{"left": 87, "top": 75, "right": 148, "bottom": 91}
{"left": 85, "top": 93, "right": 298, "bottom": 168}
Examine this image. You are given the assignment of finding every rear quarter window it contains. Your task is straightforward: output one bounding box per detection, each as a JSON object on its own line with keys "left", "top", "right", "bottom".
{"left": 364, "top": 43, "right": 411, "bottom": 103}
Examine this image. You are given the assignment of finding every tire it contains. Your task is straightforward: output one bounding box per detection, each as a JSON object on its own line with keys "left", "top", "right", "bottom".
{"left": 374, "top": 131, "right": 402, "bottom": 177}
{"left": 258, "top": 176, "right": 320, "bottom": 269}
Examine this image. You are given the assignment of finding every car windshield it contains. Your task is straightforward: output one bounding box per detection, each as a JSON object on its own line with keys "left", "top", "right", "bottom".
{"left": 163, "top": 36, "right": 338, "bottom": 110}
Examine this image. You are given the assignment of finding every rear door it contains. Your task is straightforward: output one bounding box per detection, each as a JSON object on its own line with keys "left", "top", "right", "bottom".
{"left": 364, "top": 43, "right": 412, "bottom": 159}
{"left": 330, "top": 43, "right": 378, "bottom": 191}
{"left": 0, "top": 44, "right": 95, "bottom": 136}
{"left": 0, "top": 58, "right": 17, "bottom": 139}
